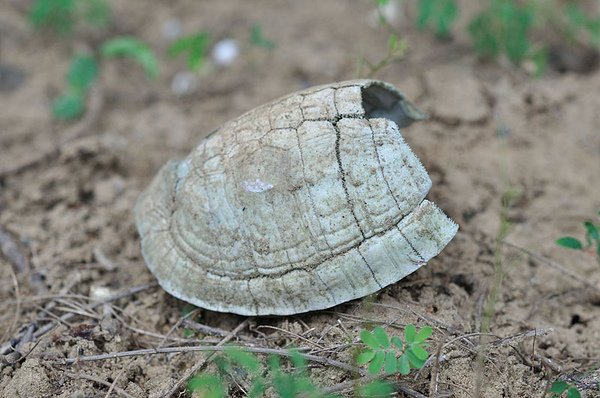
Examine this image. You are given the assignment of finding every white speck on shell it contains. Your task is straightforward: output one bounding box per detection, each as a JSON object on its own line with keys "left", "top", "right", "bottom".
{"left": 243, "top": 179, "right": 274, "bottom": 193}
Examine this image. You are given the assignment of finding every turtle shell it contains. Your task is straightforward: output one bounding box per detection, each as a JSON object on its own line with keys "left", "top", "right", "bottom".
{"left": 134, "top": 79, "right": 458, "bottom": 316}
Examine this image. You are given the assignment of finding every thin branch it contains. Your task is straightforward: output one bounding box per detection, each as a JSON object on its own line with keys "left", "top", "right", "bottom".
{"left": 52, "top": 343, "right": 362, "bottom": 376}
{"left": 181, "top": 318, "right": 253, "bottom": 342}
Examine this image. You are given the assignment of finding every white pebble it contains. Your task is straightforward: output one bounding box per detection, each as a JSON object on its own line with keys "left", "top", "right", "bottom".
{"left": 211, "top": 39, "right": 239, "bottom": 66}
{"left": 171, "top": 71, "right": 198, "bottom": 96}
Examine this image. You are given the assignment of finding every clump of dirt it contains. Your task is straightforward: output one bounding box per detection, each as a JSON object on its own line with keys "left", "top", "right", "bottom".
{"left": 1, "top": 1, "right": 599, "bottom": 397}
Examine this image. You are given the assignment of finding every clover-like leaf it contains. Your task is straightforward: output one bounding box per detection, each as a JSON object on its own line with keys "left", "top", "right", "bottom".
{"left": 356, "top": 349, "right": 375, "bottom": 365}
{"left": 225, "top": 347, "right": 260, "bottom": 373}
{"left": 383, "top": 351, "right": 397, "bottom": 374}
{"left": 410, "top": 344, "right": 429, "bottom": 361}
{"left": 368, "top": 350, "right": 385, "bottom": 375}
{"left": 397, "top": 354, "right": 410, "bottom": 375}
{"left": 391, "top": 336, "right": 403, "bottom": 350}
{"left": 187, "top": 374, "right": 226, "bottom": 398}
{"left": 360, "top": 329, "right": 379, "bottom": 349}
{"left": 404, "top": 324, "right": 416, "bottom": 343}
{"left": 414, "top": 326, "right": 433, "bottom": 343}
{"left": 372, "top": 326, "right": 390, "bottom": 348}
{"left": 406, "top": 348, "right": 427, "bottom": 369}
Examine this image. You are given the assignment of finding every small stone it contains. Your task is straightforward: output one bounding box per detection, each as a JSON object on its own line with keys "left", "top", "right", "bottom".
{"left": 211, "top": 39, "right": 239, "bottom": 66}
{"left": 170, "top": 71, "right": 198, "bottom": 96}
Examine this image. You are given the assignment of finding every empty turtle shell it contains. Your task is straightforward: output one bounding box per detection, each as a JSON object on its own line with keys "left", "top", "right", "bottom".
{"left": 134, "top": 79, "right": 458, "bottom": 316}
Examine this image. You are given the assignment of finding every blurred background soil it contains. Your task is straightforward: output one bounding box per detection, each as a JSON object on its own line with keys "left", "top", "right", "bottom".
{"left": 0, "top": 0, "right": 599, "bottom": 397}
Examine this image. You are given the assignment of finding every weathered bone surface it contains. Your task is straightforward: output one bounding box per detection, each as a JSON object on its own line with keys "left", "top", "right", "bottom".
{"left": 134, "top": 80, "right": 458, "bottom": 316}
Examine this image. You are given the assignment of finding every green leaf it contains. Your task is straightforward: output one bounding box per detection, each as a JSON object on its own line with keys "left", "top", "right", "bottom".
{"left": 358, "top": 380, "right": 393, "bottom": 397}
{"left": 397, "top": 354, "right": 410, "bottom": 375}
{"left": 250, "top": 24, "right": 275, "bottom": 50}
{"left": 410, "top": 344, "right": 429, "bottom": 361}
{"left": 101, "top": 37, "right": 158, "bottom": 80}
{"left": 372, "top": 326, "right": 390, "bottom": 348}
{"left": 404, "top": 324, "right": 416, "bottom": 343}
{"left": 584, "top": 221, "right": 599, "bottom": 241}
{"left": 414, "top": 326, "right": 433, "bottom": 343}
{"left": 29, "top": 0, "right": 74, "bottom": 34}
{"left": 289, "top": 349, "right": 308, "bottom": 372}
{"left": 406, "top": 348, "right": 426, "bottom": 369}
{"left": 567, "top": 387, "right": 582, "bottom": 398}
{"left": 80, "top": 0, "right": 111, "bottom": 27}
{"left": 168, "top": 32, "right": 211, "bottom": 71}
{"left": 225, "top": 347, "right": 260, "bottom": 372}
{"left": 67, "top": 54, "right": 98, "bottom": 91}
{"left": 53, "top": 92, "right": 85, "bottom": 120}
{"left": 391, "top": 336, "right": 403, "bottom": 350}
{"left": 356, "top": 349, "right": 376, "bottom": 365}
{"left": 248, "top": 378, "right": 266, "bottom": 398}
{"left": 186, "top": 374, "right": 226, "bottom": 398}
{"left": 268, "top": 355, "right": 281, "bottom": 372}
{"left": 368, "top": 350, "right": 385, "bottom": 375}
{"left": 549, "top": 381, "right": 569, "bottom": 395}
{"left": 383, "top": 351, "right": 397, "bottom": 374}
{"left": 556, "top": 237, "right": 584, "bottom": 250}
{"left": 360, "top": 329, "right": 379, "bottom": 349}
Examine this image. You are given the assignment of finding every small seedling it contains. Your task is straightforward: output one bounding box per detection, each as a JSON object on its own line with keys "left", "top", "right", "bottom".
{"left": 53, "top": 54, "right": 98, "bottom": 119}
{"left": 168, "top": 32, "right": 212, "bottom": 72}
{"left": 187, "top": 348, "right": 341, "bottom": 398}
{"left": 357, "top": 32, "right": 407, "bottom": 78}
{"left": 549, "top": 380, "right": 582, "bottom": 398}
{"left": 417, "top": 0, "right": 458, "bottom": 38}
{"left": 29, "top": 0, "right": 110, "bottom": 34}
{"left": 250, "top": 24, "right": 276, "bottom": 50}
{"left": 101, "top": 37, "right": 159, "bottom": 80}
{"left": 556, "top": 211, "right": 600, "bottom": 264}
{"left": 356, "top": 324, "right": 432, "bottom": 376}
{"left": 53, "top": 37, "right": 158, "bottom": 120}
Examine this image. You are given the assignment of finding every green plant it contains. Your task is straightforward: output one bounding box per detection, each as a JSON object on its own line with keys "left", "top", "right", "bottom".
{"left": 556, "top": 211, "right": 600, "bottom": 264}
{"left": 168, "top": 32, "right": 212, "bottom": 72}
{"left": 549, "top": 380, "right": 582, "bottom": 398}
{"left": 564, "top": 4, "right": 600, "bottom": 47}
{"left": 356, "top": 325, "right": 432, "bottom": 376}
{"left": 29, "top": 0, "right": 110, "bottom": 34}
{"left": 101, "top": 37, "right": 159, "bottom": 80}
{"left": 53, "top": 37, "right": 158, "bottom": 120}
{"left": 417, "top": 0, "right": 458, "bottom": 38}
{"left": 250, "top": 24, "right": 276, "bottom": 50}
{"left": 468, "top": 0, "right": 536, "bottom": 65}
{"left": 53, "top": 54, "right": 98, "bottom": 119}
{"left": 357, "top": 32, "right": 407, "bottom": 78}
{"left": 186, "top": 325, "right": 433, "bottom": 397}
{"left": 187, "top": 348, "right": 341, "bottom": 398}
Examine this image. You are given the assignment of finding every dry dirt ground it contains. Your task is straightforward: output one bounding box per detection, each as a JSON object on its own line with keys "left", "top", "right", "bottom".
{"left": 1, "top": 1, "right": 600, "bottom": 397}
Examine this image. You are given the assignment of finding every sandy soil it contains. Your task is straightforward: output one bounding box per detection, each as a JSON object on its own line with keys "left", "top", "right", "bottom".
{"left": 1, "top": 1, "right": 599, "bottom": 397}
